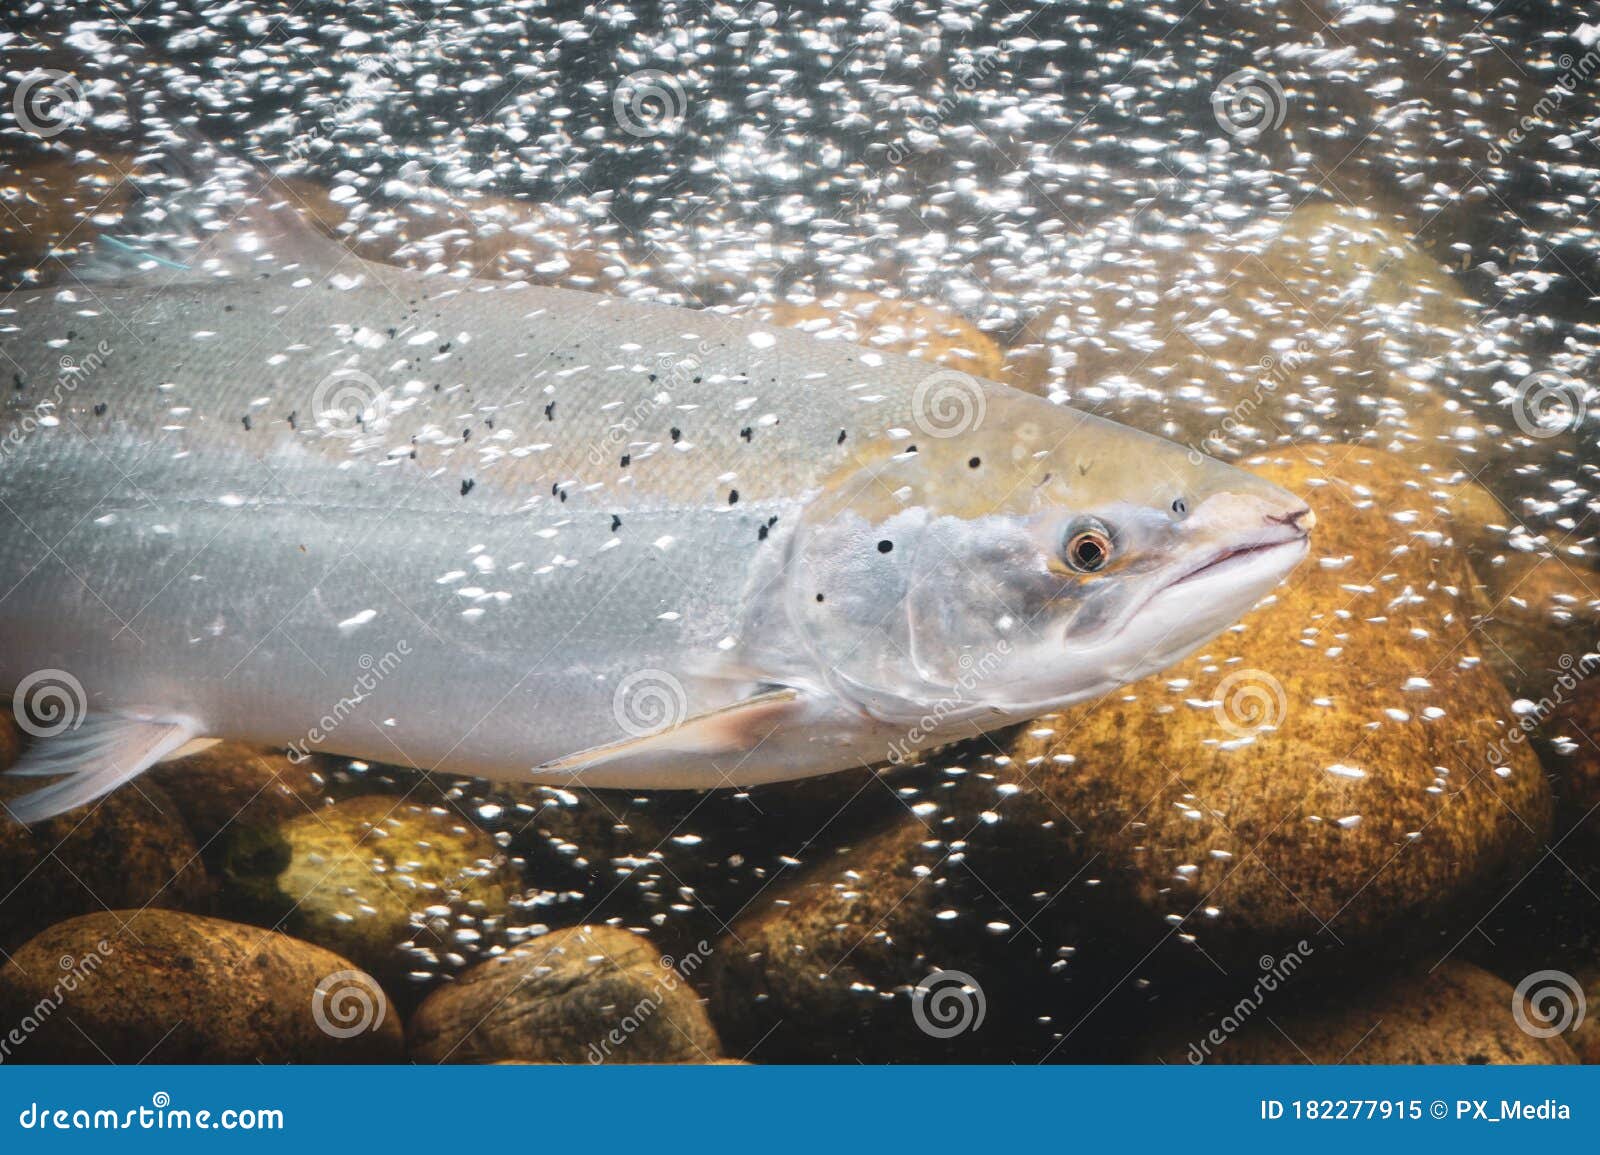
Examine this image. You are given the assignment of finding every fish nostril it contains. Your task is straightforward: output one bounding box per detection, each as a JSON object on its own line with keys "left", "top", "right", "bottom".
{"left": 1268, "top": 505, "right": 1315, "bottom": 533}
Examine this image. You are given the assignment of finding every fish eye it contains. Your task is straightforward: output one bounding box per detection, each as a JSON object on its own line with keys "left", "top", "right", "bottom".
{"left": 1064, "top": 520, "right": 1113, "bottom": 573}
{"left": 1170, "top": 496, "right": 1188, "bottom": 517}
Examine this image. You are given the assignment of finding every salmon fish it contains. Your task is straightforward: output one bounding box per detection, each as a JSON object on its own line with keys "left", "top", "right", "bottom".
{"left": 0, "top": 147, "right": 1311, "bottom": 823}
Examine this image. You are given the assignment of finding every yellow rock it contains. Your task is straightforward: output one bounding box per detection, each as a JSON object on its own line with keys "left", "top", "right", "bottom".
{"left": 222, "top": 794, "right": 515, "bottom": 985}
{"left": 0, "top": 910, "right": 402, "bottom": 1062}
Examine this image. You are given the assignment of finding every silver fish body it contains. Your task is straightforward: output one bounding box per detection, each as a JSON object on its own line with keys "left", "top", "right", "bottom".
{"left": 0, "top": 197, "right": 1311, "bottom": 819}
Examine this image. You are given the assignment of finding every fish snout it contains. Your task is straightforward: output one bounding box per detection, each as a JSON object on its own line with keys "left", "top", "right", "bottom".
{"left": 1267, "top": 502, "right": 1316, "bottom": 536}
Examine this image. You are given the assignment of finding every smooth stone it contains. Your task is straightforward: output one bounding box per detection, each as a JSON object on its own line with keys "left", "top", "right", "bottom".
{"left": 408, "top": 924, "right": 722, "bottom": 1064}
{"left": 221, "top": 794, "right": 515, "bottom": 986}
{"left": 0, "top": 774, "right": 210, "bottom": 951}
{"left": 147, "top": 741, "right": 326, "bottom": 844}
{"left": 0, "top": 910, "right": 402, "bottom": 1062}
{"left": 1147, "top": 961, "right": 1576, "bottom": 1064}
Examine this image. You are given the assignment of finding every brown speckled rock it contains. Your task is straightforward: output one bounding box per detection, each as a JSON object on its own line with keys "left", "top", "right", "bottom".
{"left": 147, "top": 741, "right": 326, "bottom": 844}
{"left": 1153, "top": 962, "right": 1576, "bottom": 1064}
{"left": 0, "top": 910, "right": 401, "bottom": 1062}
{"left": 0, "top": 775, "right": 210, "bottom": 950}
{"left": 221, "top": 794, "right": 515, "bottom": 986}
{"left": 0, "top": 711, "right": 21, "bottom": 771}
{"left": 967, "top": 446, "right": 1550, "bottom": 951}
{"left": 408, "top": 924, "right": 721, "bottom": 1064}
{"left": 1569, "top": 967, "right": 1600, "bottom": 1064}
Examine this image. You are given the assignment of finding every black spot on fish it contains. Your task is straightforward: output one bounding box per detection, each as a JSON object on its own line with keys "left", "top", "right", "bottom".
{"left": 241, "top": 415, "right": 252, "bottom": 432}
{"left": 815, "top": 593, "right": 825, "bottom": 603}
{"left": 648, "top": 373, "right": 657, "bottom": 382}
{"left": 66, "top": 330, "right": 77, "bottom": 340}
{"left": 439, "top": 342, "right": 451, "bottom": 353}
{"left": 485, "top": 417, "right": 494, "bottom": 429}
{"left": 387, "top": 327, "right": 397, "bottom": 338}
{"left": 620, "top": 453, "right": 631, "bottom": 468}
{"left": 968, "top": 456, "right": 981, "bottom": 469}
{"left": 611, "top": 515, "right": 622, "bottom": 532}
{"left": 460, "top": 479, "right": 475, "bottom": 496}
{"left": 740, "top": 426, "right": 753, "bottom": 442}
{"left": 545, "top": 401, "right": 556, "bottom": 420}
{"left": 12, "top": 373, "right": 23, "bottom": 391}
{"left": 728, "top": 489, "right": 739, "bottom": 505}
{"left": 670, "top": 427, "right": 681, "bottom": 442}
{"left": 92, "top": 402, "right": 107, "bottom": 416}
{"left": 837, "top": 429, "right": 846, "bottom": 444}
{"left": 878, "top": 539, "right": 893, "bottom": 554}
{"left": 463, "top": 428, "right": 471, "bottom": 441}
{"left": 286, "top": 410, "right": 297, "bottom": 430}
{"left": 1079, "top": 462, "right": 1091, "bottom": 476}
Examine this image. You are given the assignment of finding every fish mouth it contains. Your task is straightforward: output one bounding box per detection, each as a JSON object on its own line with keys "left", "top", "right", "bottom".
{"left": 1166, "top": 533, "right": 1308, "bottom": 591}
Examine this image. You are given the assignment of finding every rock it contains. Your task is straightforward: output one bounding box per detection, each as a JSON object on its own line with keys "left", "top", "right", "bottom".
{"left": 705, "top": 811, "right": 1129, "bottom": 1062}
{"left": 0, "top": 774, "right": 211, "bottom": 950}
{"left": 408, "top": 925, "right": 721, "bottom": 1064}
{"left": 146, "top": 741, "right": 326, "bottom": 845}
{"left": 0, "top": 910, "right": 401, "bottom": 1062}
{"left": 752, "top": 292, "right": 1005, "bottom": 379}
{"left": 966, "top": 446, "right": 1551, "bottom": 954}
{"left": 0, "top": 711, "right": 21, "bottom": 771}
{"left": 1149, "top": 961, "right": 1576, "bottom": 1064}
{"left": 221, "top": 795, "right": 515, "bottom": 987}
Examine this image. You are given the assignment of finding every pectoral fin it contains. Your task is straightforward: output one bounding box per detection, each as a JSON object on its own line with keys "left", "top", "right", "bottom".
{"left": 535, "top": 688, "right": 802, "bottom": 776}
{"left": 2, "top": 712, "right": 202, "bottom": 824}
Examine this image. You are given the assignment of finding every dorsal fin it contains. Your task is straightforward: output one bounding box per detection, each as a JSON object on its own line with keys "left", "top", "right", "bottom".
{"left": 59, "top": 127, "right": 350, "bottom": 286}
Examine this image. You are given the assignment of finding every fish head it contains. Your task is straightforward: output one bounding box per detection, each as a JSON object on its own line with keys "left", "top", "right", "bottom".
{"left": 787, "top": 391, "right": 1311, "bottom": 730}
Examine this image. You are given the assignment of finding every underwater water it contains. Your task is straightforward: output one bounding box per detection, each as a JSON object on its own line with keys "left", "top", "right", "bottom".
{"left": 0, "top": 0, "right": 1596, "bottom": 1065}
